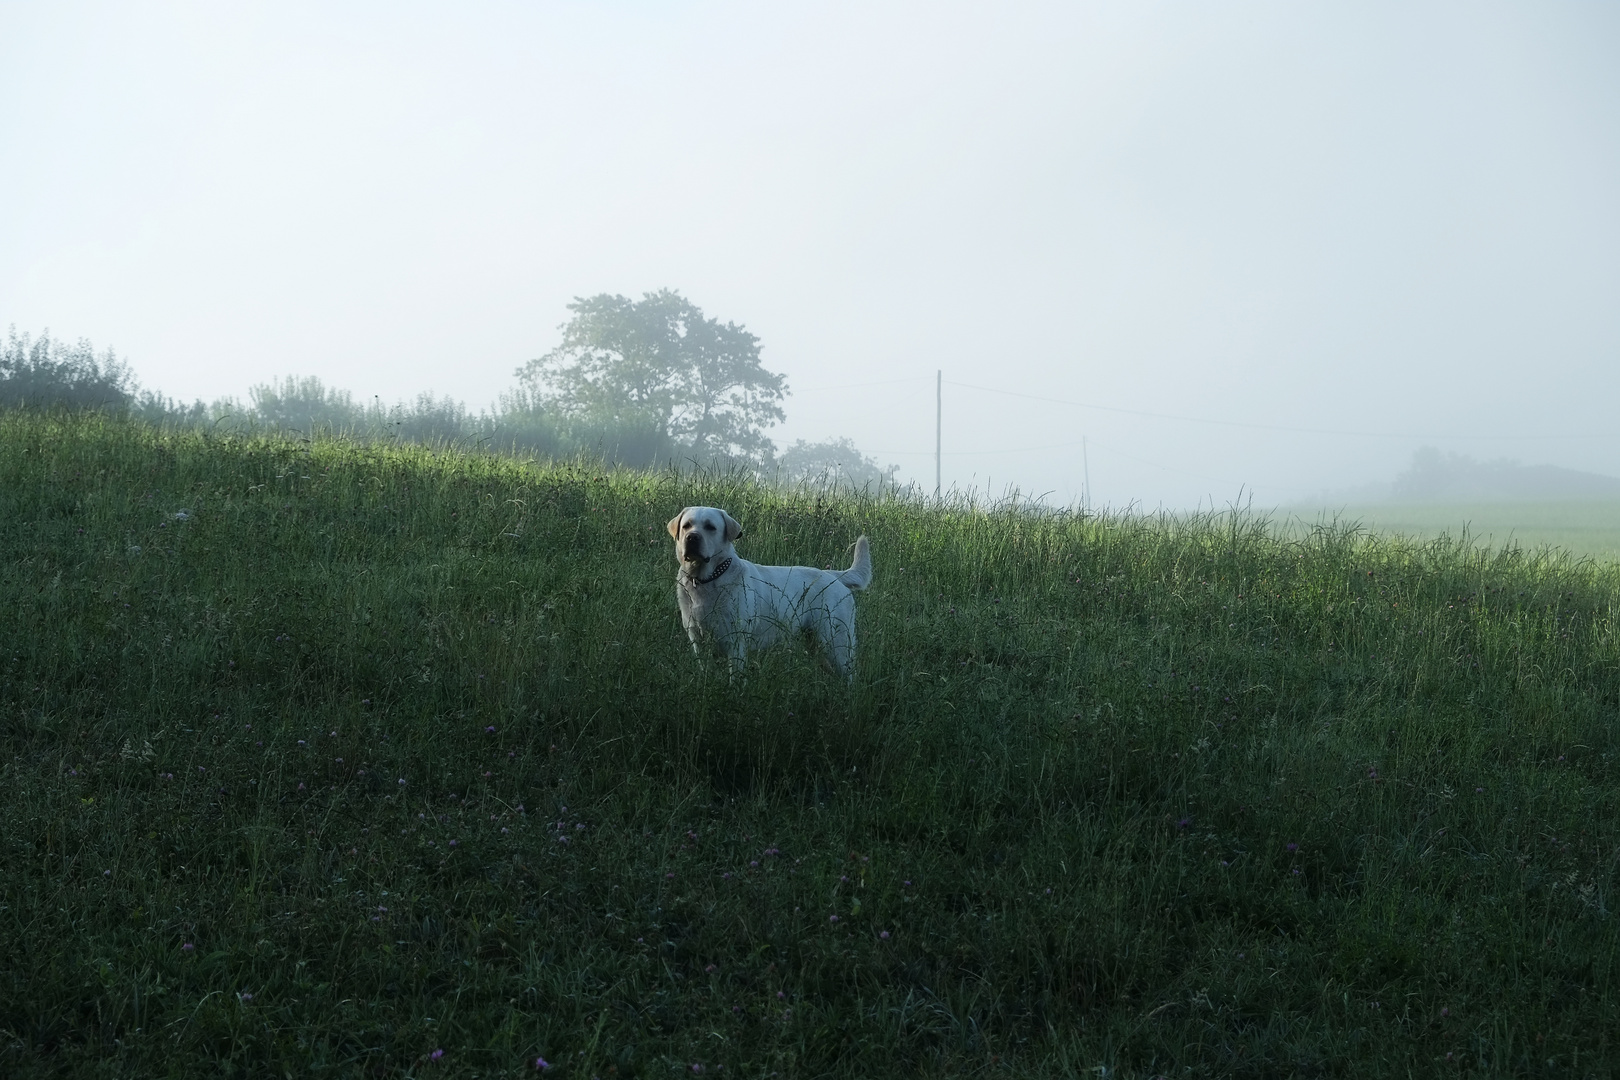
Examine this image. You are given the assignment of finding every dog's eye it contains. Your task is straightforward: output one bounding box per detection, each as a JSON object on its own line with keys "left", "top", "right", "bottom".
{"left": 704, "top": 523, "right": 715, "bottom": 530}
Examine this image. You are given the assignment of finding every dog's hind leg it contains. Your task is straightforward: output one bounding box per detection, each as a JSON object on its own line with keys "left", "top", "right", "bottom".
{"left": 818, "top": 616, "right": 857, "bottom": 682}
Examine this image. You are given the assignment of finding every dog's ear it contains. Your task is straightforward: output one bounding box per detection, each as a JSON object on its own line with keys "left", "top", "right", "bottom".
{"left": 722, "top": 511, "right": 743, "bottom": 543}
{"left": 666, "top": 511, "right": 686, "bottom": 539}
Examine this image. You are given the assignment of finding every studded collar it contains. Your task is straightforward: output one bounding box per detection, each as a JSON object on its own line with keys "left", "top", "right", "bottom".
{"left": 689, "top": 556, "right": 734, "bottom": 586}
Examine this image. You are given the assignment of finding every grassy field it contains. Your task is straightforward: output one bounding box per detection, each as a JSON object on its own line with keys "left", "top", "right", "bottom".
{"left": 3, "top": 412, "right": 1620, "bottom": 1078}
{"left": 1289, "top": 503, "right": 1620, "bottom": 562}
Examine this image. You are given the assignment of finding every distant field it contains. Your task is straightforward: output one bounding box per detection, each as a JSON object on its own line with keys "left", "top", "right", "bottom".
{"left": 5, "top": 413, "right": 1620, "bottom": 1077}
{"left": 1288, "top": 501, "right": 1620, "bottom": 561}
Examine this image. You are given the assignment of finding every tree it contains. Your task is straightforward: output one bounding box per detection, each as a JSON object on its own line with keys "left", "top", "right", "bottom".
{"left": 248, "top": 376, "right": 363, "bottom": 431}
{"left": 515, "top": 290, "right": 787, "bottom": 466}
{"left": 1, "top": 327, "right": 137, "bottom": 411}
{"left": 777, "top": 437, "right": 900, "bottom": 491}
{"left": 1391, "top": 446, "right": 1620, "bottom": 503}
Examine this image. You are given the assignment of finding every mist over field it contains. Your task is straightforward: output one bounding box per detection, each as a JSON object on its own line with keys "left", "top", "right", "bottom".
{"left": 11, "top": 8, "right": 1620, "bottom": 1071}
{"left": 4, "top": 1, "right": 1620, "bottom": 508}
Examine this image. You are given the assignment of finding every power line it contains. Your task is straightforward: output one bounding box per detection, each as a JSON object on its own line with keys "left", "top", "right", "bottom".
{"left": 791, "top": 373, "right": 1608, "bottom": 442}
{"left": 792, "top": 375, "right": 933, "bottom": 394}
{"left": 943, "top": 379, "right": 1617, "bottom": 442}
{"left": 879, "top": 435, "right": 1309, "bottom": 492}
{"left": 1083, "top": 435, "right": 1316, "bottom": 493}
{"left": 873, "top": 440, "right": 1088, "bottom": 456}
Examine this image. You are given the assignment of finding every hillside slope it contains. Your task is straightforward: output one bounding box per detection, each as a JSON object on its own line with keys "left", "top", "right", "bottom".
{"left": 3, "top": 413, "right": 1619, "bottom": 1077}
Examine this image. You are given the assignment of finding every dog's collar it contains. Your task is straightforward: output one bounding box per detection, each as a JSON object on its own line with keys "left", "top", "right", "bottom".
{"left": 690, "top": 556, "right": 734, "bottom": 585}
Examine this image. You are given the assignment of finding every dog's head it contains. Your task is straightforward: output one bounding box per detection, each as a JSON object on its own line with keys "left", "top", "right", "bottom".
{"left": 667, "top": 505, "right": 742, "bottom": 568}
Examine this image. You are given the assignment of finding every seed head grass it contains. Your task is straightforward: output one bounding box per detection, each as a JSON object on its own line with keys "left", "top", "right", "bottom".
{"left": 2, "top": 411, "right": 1618, "bottom": 1076}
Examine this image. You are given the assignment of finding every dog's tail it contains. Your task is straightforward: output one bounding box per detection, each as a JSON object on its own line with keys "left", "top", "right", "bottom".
{"left": 838, "top": 535, "right": 873, "bottom": 592}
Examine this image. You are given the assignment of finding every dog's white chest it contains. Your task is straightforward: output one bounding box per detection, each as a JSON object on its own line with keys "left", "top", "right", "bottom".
{"left": 677, "top": 577, "right": 737, "bottom": 641}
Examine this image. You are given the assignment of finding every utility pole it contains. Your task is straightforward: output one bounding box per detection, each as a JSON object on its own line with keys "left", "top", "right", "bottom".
{"left": 935, "top": 370, "right": 942, "bottom": 500}
{"left": 1082, "top": 436, "right": 1091, "bottom": 512}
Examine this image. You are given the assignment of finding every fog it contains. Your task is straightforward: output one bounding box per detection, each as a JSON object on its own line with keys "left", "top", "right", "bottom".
{"left": 4, "top": 1, "right": 1618, "bottom": 508}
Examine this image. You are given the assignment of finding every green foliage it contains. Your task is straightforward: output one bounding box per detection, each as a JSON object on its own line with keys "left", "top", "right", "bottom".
{"left": 1393, "top": 448, "right": 1620, "bottom": 503}
{"left": 4, "top": 411, "right": 1619, "bottom": 1077}
{"left": 246, "top": 375, "right": 475, "bottom": 445}
{"left": 4, "top": 319, "right": 885, "bottom": 479}
{"left": 516, "top": 290, "right": 787, "bottom": 468}
{"left": 776, "top": 436, "right": 900, "bottom": 492}
{"left": 0, "top": 326, "right": 138, "bottom": 412}
{"left": 247, "top": 374, "right": 367, "bottom": 432}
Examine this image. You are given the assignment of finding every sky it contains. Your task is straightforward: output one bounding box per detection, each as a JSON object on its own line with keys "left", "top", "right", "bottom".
{"left": 4, "top": 1, "right": 1618, "bottom": 509}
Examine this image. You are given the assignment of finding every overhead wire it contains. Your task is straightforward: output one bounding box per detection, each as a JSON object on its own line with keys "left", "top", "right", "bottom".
{"left": 791, "top": 376, "right": 935, "bottom": 393}
{"left": 783, "top": 371, "right": 1612, "bottom": 496}
{"left": 787, "top": 373, "right": 1613, "bottom": 441}
{"left": 943, "top": 379, "right": 1616, "bottom": 442}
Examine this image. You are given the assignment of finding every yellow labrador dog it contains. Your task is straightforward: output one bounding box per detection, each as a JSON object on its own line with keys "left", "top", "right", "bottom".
{"left": 668, "top": 506, "right": 872, "bottom": 679}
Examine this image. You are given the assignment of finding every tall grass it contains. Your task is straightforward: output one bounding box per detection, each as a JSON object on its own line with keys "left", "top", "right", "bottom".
{"left": 2, "top": 411, "right": 1618, "bottom": 1077}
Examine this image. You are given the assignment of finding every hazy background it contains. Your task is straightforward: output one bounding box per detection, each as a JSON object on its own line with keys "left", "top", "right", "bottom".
{"left": 4, "top": 1, "right": 1618, "bottom": 508}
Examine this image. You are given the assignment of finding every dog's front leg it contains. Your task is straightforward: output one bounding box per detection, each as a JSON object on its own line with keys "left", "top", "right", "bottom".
{"left": 681, "top": 617, "right": 705, "bottom": 659}
{"left": 723, "top": 634, "right": 748, "bottom": 680}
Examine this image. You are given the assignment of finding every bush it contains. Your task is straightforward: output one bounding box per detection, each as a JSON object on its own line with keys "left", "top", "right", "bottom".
{"left": 3, "top": 328, "right": 899, "bottom": 486}
{"left": 0, "top": 327, "right": 137, "bottom": 411}
{"left": 776, "top": 436, "right": 900, "bottom": 491}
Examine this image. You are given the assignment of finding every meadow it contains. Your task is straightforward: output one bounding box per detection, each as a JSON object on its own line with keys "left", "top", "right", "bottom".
{"left": 3, "top": 412, "right": 1619, "bottom": 1078}
{"left": 1289, "top": 502, "right": 1620, "bottom": 562}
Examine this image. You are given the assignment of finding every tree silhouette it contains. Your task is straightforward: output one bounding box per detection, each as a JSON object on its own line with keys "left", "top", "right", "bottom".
{"left": 516, "top": 290, "right": 787, "bottom": 465}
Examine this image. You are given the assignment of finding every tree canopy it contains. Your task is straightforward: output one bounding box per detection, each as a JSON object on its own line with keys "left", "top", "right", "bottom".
{"left": 777, "top": 437, "right": 900, "bottom": 491}
{"left": 515, "top": 290, "right": 787, "bottom": 465}
{"left": 4, "top": 312, "right": 912, "bottom": 484}
{"left": 1, "top": 327, "right": 137, "bottom": 411}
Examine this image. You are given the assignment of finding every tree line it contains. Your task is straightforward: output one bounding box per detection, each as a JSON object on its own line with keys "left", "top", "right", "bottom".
{"left": 1, "top": 290, "right": 899, "bottom": 490}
